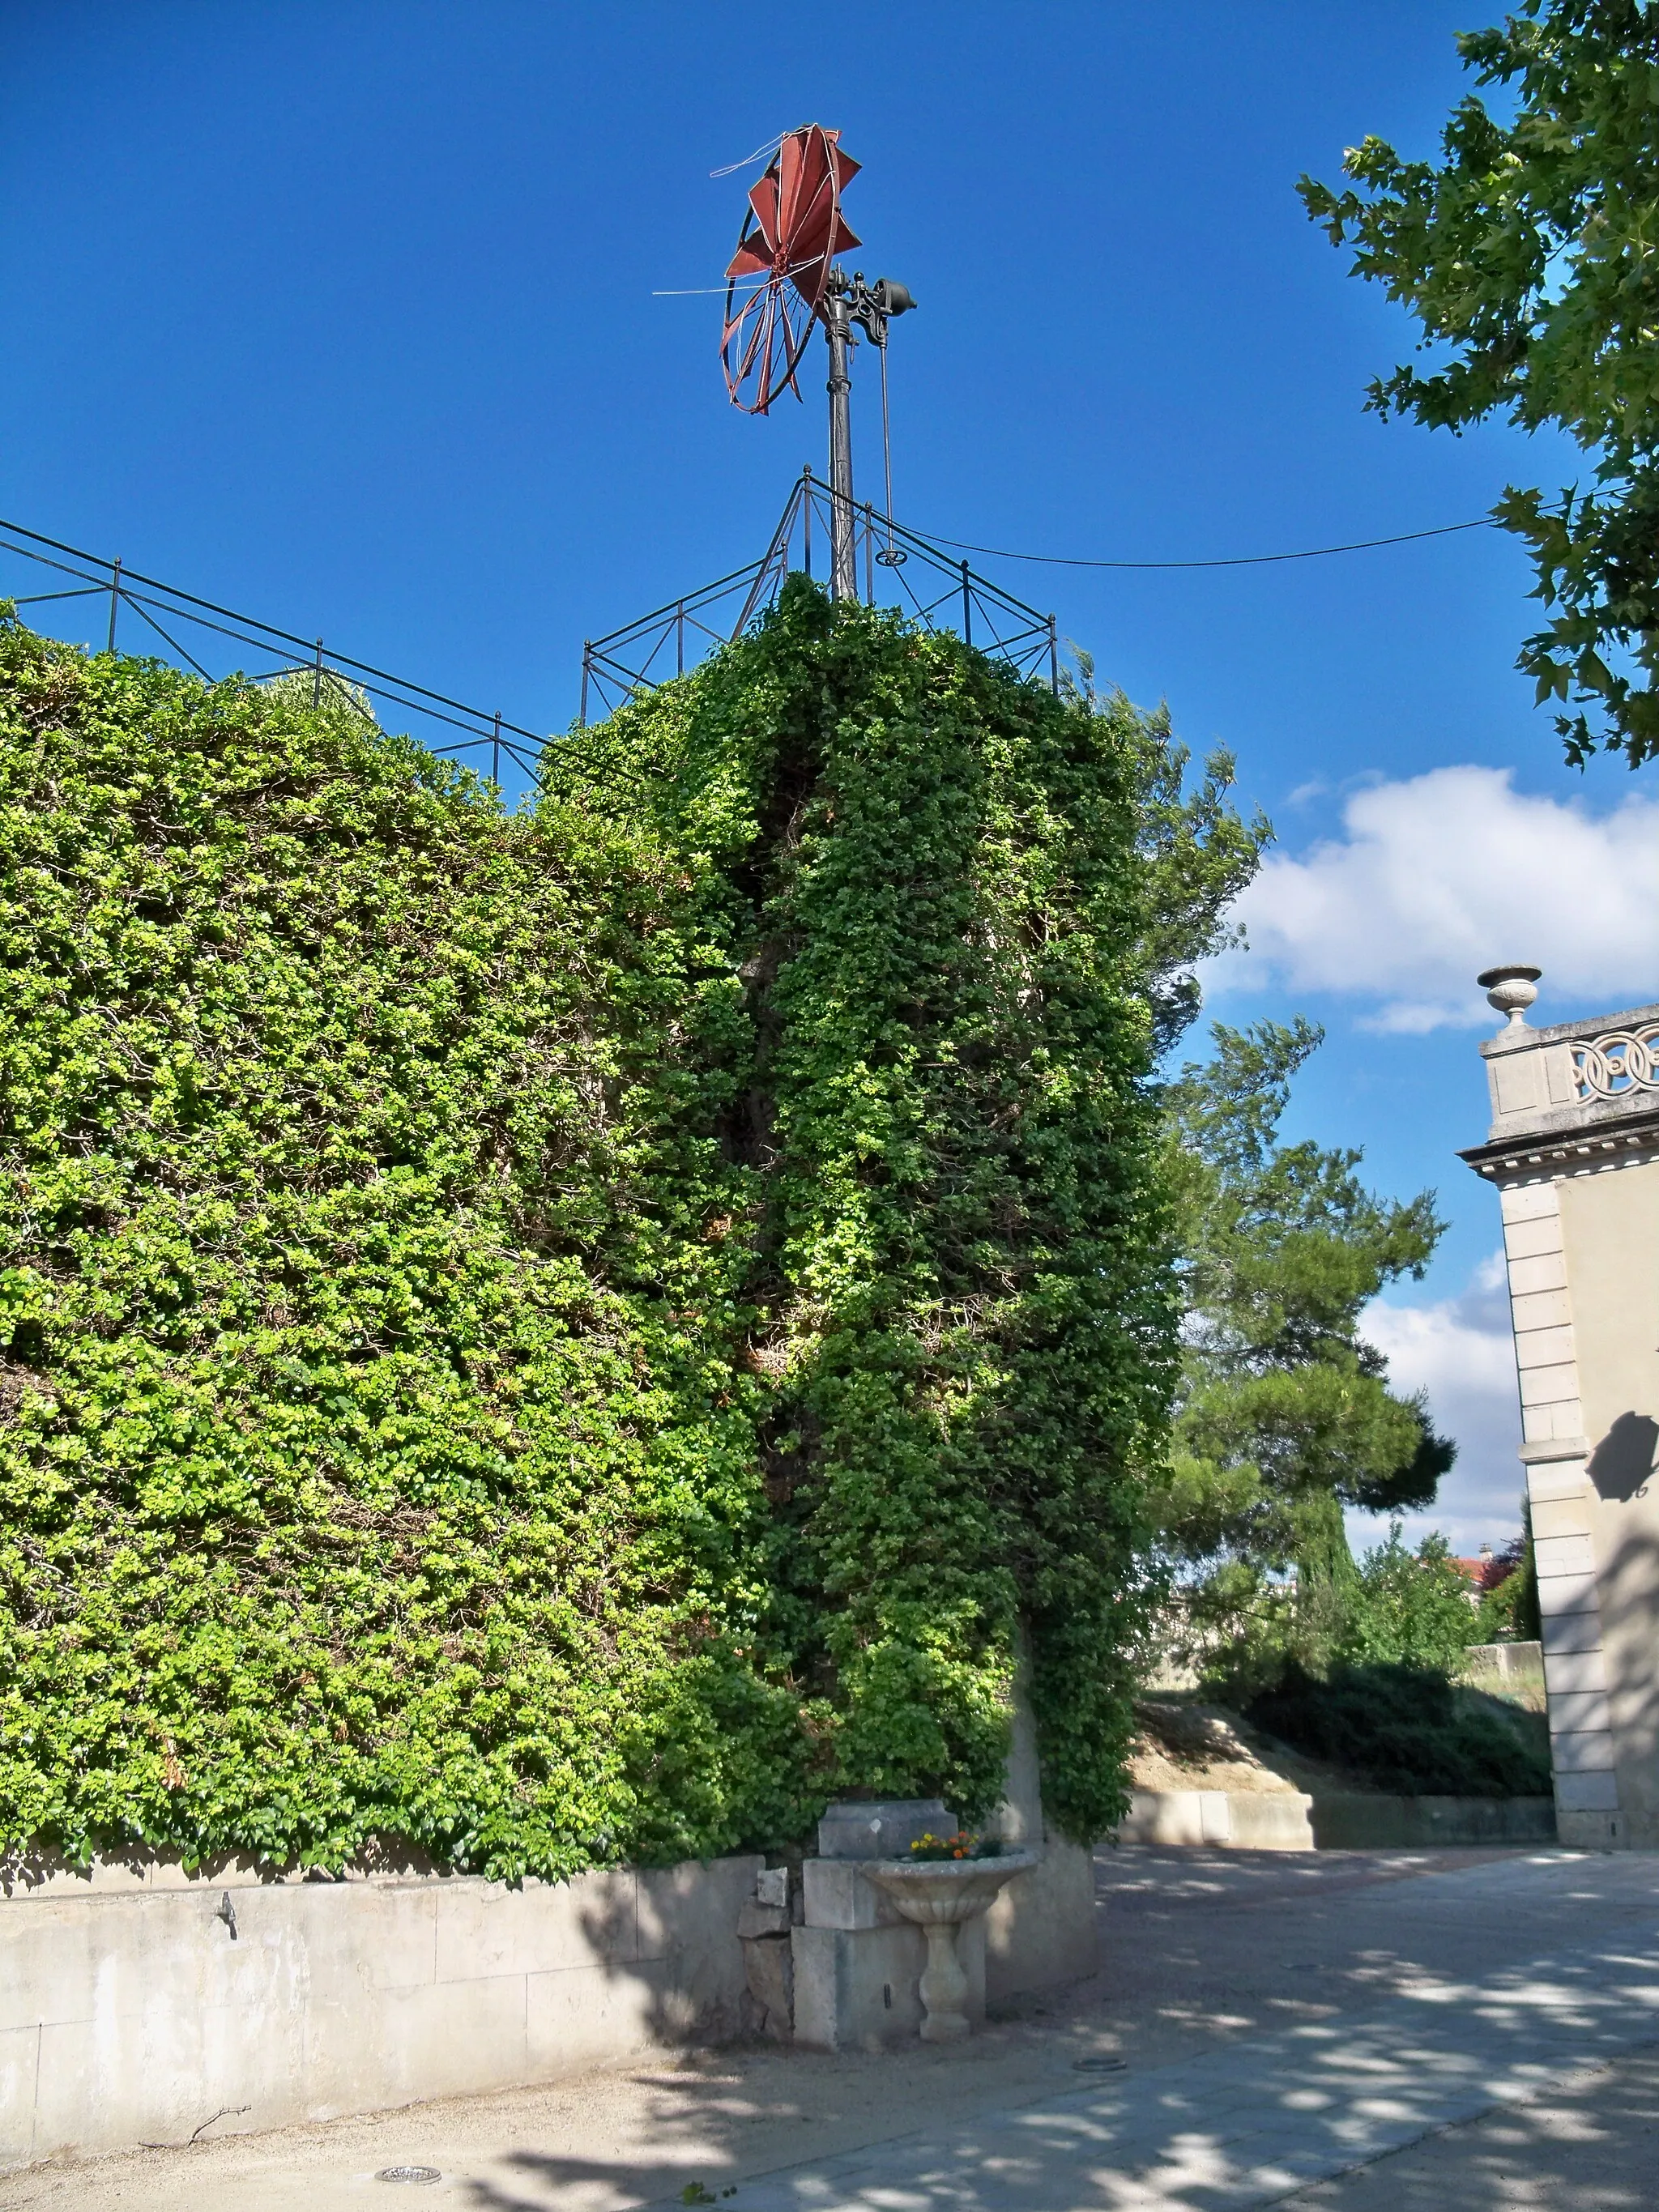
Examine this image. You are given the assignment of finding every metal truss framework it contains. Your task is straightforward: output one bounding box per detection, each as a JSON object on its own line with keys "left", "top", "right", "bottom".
{"left": 579, "top": 468, "right": 1059, "bottom": 724}
{"left": 0, "top": 491, "right": 1060, "bottom": 795}
{"left": 0, "top": 518, "right": 545, "bottom": 786}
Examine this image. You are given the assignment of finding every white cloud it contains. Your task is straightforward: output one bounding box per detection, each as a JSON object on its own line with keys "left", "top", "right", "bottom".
{"left": 1353, "top": 1253, "right": 1526, "bottom": 1558}
{"left": 1218, "top": 765, "right": 1659, "bottom": 1032}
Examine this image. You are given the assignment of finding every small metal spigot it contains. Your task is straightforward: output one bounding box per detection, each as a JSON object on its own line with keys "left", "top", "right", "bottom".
{"left": 215, "top": 1890, "right": 238, "bottom": 1939}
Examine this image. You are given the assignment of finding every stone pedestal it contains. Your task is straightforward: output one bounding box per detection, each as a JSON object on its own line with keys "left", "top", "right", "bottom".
{"left": 792, "top": 1910, "right": 987, "bottom": 2052}
{"left": 863, "top": 1854, "right": 1037, "bottom": 2041}
{"left": 792, "top": 1823, "right": 962, "bottom": 2048}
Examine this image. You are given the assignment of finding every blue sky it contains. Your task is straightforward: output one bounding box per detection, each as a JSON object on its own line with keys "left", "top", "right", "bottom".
{"left": 6, "top": 2, "right": 1654, "bottom": 1550}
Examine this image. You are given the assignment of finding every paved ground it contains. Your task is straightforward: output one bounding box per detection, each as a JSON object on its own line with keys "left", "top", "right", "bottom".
{"left": 1275, "top": 2047, "right": 1659, "bottom": 2210}
{"left": 4, "top": 1845, "right": 1657, "bottom": 2210}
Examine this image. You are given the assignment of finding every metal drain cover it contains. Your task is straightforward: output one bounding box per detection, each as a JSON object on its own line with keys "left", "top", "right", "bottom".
{"left": 1073, "top": 2055, "right": 1127, "bottom": 2072}
{"left": 376, "top": 2167, "right": 441, "bottom": 2186}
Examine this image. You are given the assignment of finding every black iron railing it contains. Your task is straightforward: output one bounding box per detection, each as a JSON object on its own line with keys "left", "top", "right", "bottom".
{"left": 0, "top": 489, "right": 1063, "bottom": 787}
{"left": 579, "top": 468, "right": 1059, "bottom": 724}
{"left": 0, "top": 517, "right": 545, "bottom": 786}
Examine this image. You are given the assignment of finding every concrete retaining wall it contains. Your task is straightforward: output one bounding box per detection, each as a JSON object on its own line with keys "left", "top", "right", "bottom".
{"left": 1308, "top": 1794, "right": 1558, "bottom": 1848}
{"left": 0, "top": 1852, "right": 761, "bottom": 2170}
{"left": 1, "top": 1640, "right": 1107, "bottom": 2163}
{"left": 1112, "top": 1789, "right": 1315, "bottom": 1850}
{"left": 1111, "top": 1788, "right": 1557, "bottom": 1852}
{"left": 1463, "top": 1639, "right": 1545, "bottom": 1683}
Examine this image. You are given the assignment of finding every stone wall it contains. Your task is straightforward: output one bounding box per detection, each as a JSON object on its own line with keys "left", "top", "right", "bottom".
{"left": 3, "top": 1639, "right": 1107, "bottom": 2161}
{"left": 1307, "top": 1795, "right": 1557, "bottom": 1850}
{"left": 1463, "top": 984, "right": 1659, "bottom": 1848}
{"left": 0, "top": 1852, "right": 761, "bottom": 2170}
{"left": 1113, "top": 1789, "right": 1314, "bottom": 1849}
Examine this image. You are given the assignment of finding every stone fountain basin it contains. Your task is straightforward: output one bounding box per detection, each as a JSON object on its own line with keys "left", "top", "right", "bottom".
{"left": 862, "top": 1852, "right": 1038, "bottom": 2043}
{"left": 864, "top": 1851, "right": 1038, "bottom": 1923}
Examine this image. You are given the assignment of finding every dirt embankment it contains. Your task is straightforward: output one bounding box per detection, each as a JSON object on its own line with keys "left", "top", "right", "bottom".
{"left": 1132, "top": 1681, "right": 1550, "bottom": 1802}
{"left": 1129, "top": 1698, "right": 1307, "bottom": 1795}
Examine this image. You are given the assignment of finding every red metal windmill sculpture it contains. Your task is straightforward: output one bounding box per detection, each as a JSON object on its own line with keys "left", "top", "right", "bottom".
{"left": 719, "top": 125, "right": 914, "bottom": 600}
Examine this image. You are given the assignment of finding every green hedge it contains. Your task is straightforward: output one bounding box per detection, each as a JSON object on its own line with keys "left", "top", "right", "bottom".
{"left": 0, "top": 581, "right": 1173, "bottom": 1876}
{"left": 1247, "top": 1662, "right": 1552, "bottom": 1796}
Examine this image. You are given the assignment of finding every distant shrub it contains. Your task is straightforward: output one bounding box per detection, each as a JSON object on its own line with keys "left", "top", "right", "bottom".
{"left": 1472, "top": 1532, "right": 1542, "bottom": 1644}
{"left": 1246, "top": 1660, "right": 1551, "bottom": 1797}
{"left": 1341, "top": 1526, "right": 1479, "bottom": 1672}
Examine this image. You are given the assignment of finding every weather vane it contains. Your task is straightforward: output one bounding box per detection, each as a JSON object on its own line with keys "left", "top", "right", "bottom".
{"left": 719, "top": 125, "right": 915, "bottom": 600}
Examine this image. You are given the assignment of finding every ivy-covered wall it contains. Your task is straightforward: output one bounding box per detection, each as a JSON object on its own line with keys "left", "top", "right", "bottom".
{"left": 0, "top": 582, "right": 1174, "bottom": 1879}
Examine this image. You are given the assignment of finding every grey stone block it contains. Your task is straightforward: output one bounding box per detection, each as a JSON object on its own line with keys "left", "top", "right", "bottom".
{"left": 800, "top": 1859, "right": 903, "bottom": 1931}
{"left": 736, "top": 1899, "right": 791, "bottom": 1939}
{"left": 740, "top": 1933, "right": 793, "bottom": 2042}
{"left": 791, "top": 1918, "right": 985, "bottom": 2052}
{"left": 816, "top": 1799, "right": 950, "bottom": 1860}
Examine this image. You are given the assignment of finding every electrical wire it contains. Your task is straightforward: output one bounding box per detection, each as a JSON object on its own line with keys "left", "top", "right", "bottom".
{"left": 708, "top": 130, "right": 791, "bottom": 178}
{"left": 654, "top": 259, "right": 821, "bottom": 297}
{"left": 916, "top": 515, "right": 1495, "bottom": 571}
{"left": 878, "top": 339, "right": 896, "bottom": 558}
{"left": 654, "top": 279, "right": 770, "bottom": 296}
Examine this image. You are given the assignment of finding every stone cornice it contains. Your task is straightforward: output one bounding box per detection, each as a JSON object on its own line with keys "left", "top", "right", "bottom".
{"left": 1460, "top": 1103, "right": 1659, "bottom": 1180}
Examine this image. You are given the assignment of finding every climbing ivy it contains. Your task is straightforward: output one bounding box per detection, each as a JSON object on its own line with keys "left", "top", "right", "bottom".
{"left": 549, "top": 582, "right": 1176, "bottom": 1843}
{"left": 0, "top": 616, "right": 797, "bottom": 1879}
{"left": 0, "top": 581, "right": 1175, "bottom": 1876}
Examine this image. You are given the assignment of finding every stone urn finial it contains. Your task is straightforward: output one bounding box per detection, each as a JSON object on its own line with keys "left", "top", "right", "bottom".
{"left": 1478, "top": 964, "right": 1542, "bottom": 1028}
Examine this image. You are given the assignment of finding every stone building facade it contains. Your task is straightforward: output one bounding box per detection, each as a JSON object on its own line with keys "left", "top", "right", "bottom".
{"left": 1463, "top": 968, "right": 1659, "bottom": 1848}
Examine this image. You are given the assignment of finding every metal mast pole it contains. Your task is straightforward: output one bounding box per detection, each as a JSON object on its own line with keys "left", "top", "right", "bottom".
{"left": 823, "top": 278, "right": 856, "bottom": 602}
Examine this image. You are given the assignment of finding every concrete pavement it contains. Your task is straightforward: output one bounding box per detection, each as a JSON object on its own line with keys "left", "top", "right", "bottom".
{"left": 3, "top": 1845, "right": 1655, "bottom": 2211}
{"left": 1277, "top": 2046, "right": 1659, "bottom": 2210}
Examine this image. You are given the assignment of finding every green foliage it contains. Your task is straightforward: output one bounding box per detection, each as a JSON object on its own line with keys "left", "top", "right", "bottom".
{"left": 0, "top": 582, "right": 1176, "bottom": 1871}
{"left": 1060, "top": 650, "right": 1270, "bottom": 1052}
{"left": 1205, "top": 1524, "right": 1499, "bottom": 1707}
{"left": 547, "top": 582, "right": 1177, "bottom": 1843}
{"left": 1301, "top": 1, "right": 1659, "bottom": 768}
{"left": 1246, "top": 1660, "right": 1553, "bottom": 1796}
{"left": 0, "top": 612, "right": 808, "bottom": 1878}
{"left": 1342, "top": 1525, "right": 1482, "bottom": 1673}
{"left": 1473, "top": 1523, "right": 1544, "bottom": 1642}
{"left": 1158, "top": 1018, "right": 1452, "bottom": 1663}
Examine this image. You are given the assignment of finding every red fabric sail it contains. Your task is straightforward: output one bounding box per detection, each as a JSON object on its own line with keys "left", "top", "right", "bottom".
{"left": 721, "top": 124, "right": 860, "bottom": 413}
{"left": 725, "top": 124, "right": 860, "bottom": 310}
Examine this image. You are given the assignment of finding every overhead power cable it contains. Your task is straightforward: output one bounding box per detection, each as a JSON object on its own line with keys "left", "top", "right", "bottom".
{"left": 919, "top": 515, "right": 1495, "bottom": 571}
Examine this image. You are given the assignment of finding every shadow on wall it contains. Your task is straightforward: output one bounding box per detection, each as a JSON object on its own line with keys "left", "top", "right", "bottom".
{"left": 1589, "top": 1411, "right": 1659, "bottom": 1505}
{"left": 1584, "top": 1507, "right": 1659, "bottom": 1838}
{"left": 570, "top": 1859, "right": 760, "bottom": 2062}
